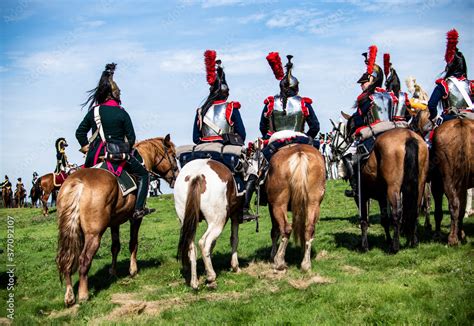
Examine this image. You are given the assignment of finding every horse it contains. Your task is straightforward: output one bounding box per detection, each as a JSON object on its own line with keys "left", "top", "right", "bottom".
{"left": 56, "top": 135, "right": 178, "bottom": 306}
{"left": 38, "top": 166, "right": 78, "bottom": 216}
{"left": 175, "top": 158, "right": 242, "bottom": 290}
{"left": 413, "top": 110, "right": 473, "bottom": 245}
{"left": 333, "top": 114, "right": 429, "bottom": 252}
{"left": 30, "top": 181, "right": 42, "bottom": 208}
{"left": 14, "top": 184, "right": 27, "bottom": 208}
{"left": 2, "top": 187, "right": 13, "bottom": 208}
{"left": 265, "top": 134, "right": 326, "bottom": 271}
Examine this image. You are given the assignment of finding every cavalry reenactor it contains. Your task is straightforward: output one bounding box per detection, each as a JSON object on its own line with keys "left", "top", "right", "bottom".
{"left": 191, "top": 51, "right": 258, "bottom": 222}
{"left": 1, "top": 175, "right": 12, "bottom": 190}
{"left": 405, "top": 76, "right": 429, "bottom": 116}
{"left": 384, "top": 53, "right": 410, "bottom": 121}
{"left": 54, "top": 137, "right": 70, "bottom": 174}
{"left": 32, "top": 171, "right": 39, "bottom": 186}
{"left": 260, "top": 52, "right": 320, "bottom": 140}
{"left": 340, "top": 45, "right": 380, "bottom": 197}
{"left": 16, "top": 177, "right": 23, "bottom": 188}
{"left": 76, "top": 63, "right": 151, "bottom": 220}
{"left": 428, "top": 29, "right": 473, "bottom": 122}
{"left": 192, "top": 50, "right": 246, "bottom": 144}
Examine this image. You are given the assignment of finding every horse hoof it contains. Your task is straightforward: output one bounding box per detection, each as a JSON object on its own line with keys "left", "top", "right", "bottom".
{"left": 273, "top": 262, "right": 287, "bottom": 271}
{"left": 231, "top": 266, "right": 241, "bottom": 273}
{"left": 190, "top": 281, "right": 199, "bottom": 290}
{"left": 300, "top": 263, "right": 311, "bottom": 273}
{"left": 109, "top": 268, "right": 117, "bottom": 277}
{"left": 78, "top": 294, "right": 89, "bottom": 302}
{"left": 64, "top": 293, "right": 75, "bottom": 307}
{"left": 206, "top": 281, "right": 217, "bottom": 290}
{"left": 129, "top": 269, "right": 138, "bottom": 278}
{"left": 448, "top": 236, "right": 459, "bottom": 246}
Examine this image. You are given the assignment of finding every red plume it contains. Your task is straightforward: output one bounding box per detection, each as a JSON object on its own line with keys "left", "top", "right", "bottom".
{"left": 445, "top": 29, "right": 459, "bottom": 64}
{"left": 383, "top": 53, "right": 390, "bottom": 77}
{"left": 266, "top": 52, "right": 284, "bottom": 80}
{"left": 204, "top": 50, "right": 216, "bottom": 85}
{"left": 367, "top": 45, "right": 377, "bottom": 75}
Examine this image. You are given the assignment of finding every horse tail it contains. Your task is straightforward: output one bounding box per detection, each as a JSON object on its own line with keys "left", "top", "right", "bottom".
{"left": 402, "top": 137, "right": 419, "bottom": 234}
{"left": 177, "top": 175, "right": 204, "bottom": 266}
{"left": 56, "top": 181, "right": 84, "bottom": 282}
{"left": 289, "top": 151, "right": 310, "bottom": 247}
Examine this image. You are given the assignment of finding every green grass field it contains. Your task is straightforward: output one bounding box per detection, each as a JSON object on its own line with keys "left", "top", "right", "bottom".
{"left": 1, "top": 180, "right": 473, "bottom": 325}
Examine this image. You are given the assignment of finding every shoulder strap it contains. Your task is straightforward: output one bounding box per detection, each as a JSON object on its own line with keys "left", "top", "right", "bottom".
{"left": 94, "top": 105, "right": 106, "bottom": 142}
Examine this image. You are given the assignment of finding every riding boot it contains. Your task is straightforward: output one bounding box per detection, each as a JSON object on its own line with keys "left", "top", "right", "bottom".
{"left": 129, "top": 156, "right": 154, "bottom": 220}
{"left": 342, "top": 155, "right": 357, "bottom": 198}
{"left": 241, "top": 175, "right": 258, "bottom": 223}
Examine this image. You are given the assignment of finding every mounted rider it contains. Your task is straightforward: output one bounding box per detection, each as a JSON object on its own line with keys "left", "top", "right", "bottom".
{"left": 192, "top": 50, "right": 246, "bottom": 145}
{"left": 428, "top": 29, "right": 473, "bottom": 123}
{"left": 76, "top": 63, "right": 151, "bottom": 220}
{"left": 384, "top": 53, "right": 410, "bottom": 122}
{"left": 1, "top": 175, "right": 12, "bottom": 191}
{"left": 260, "top": 53, "right": 320, "bottom": 141}
{"left": 54, "top": 137, "right": 70, "bottom": 174}
{"left": 405, "top": 76, "right": 429, "bottom": 116}
{"left": 32, "top": 171, "right": 39, "bottom": 186}
{"left": 340, "top": 45, "right": 383, "bottom": 197}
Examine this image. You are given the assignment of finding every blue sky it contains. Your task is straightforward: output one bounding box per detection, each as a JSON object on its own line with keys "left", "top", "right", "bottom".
{"left": 0, "top": 0, "right": 473, "bottom": 190}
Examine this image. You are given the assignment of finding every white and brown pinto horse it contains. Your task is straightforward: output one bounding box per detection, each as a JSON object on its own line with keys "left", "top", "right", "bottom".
{"left": 265, "top": 131, "right": 326, "bottom": 272}
{"left": 56, "top": 135, "right": 178, "bottom": 306}
{"left": 175, "top": 158, "right": 242, "bottom": 290}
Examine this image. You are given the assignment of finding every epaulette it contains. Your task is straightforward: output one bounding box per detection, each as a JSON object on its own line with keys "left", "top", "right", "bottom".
{"left": 435, "top": 78, "right": 449, "bottom": 98}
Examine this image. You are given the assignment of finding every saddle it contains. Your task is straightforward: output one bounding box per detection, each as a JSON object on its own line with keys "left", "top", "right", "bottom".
{"left": 53, "top": 171, "right": 68, "bottom": 187}
{"left": 262, "top": 130, "right": 318, "bottom": 162}
{"left": 177, "top": 143, "right": 246, "bottom": 195}
{"left": 92, "top": 162, "right": 137, "bottom": 196}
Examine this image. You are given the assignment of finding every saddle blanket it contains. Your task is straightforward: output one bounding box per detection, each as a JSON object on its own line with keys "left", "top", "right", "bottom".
{"left": 92, "top": 162, "right": 137, "bottom": 196}
{"left": 357, "top": 120, "right": 408, "bottom": 141}
{"left": 53, "top": 171, "right": 68, "bottom": 187}
{"left": 177, "top": 143, "right": 246, "bottom": 196}
{"left": 263, "top": 131, "right": 318, "bottom": 161}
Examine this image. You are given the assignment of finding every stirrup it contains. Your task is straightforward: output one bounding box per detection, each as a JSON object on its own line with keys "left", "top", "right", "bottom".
{"left": 132, "top": 207, "right": 156, "bottom": 220}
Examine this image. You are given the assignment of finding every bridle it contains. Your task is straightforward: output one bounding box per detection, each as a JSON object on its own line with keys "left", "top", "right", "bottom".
{"left": 329, "top": 119, "right": 351, "bottom": 159}
{"left": 151, "top": 140, "right": 178, "bottom": 184}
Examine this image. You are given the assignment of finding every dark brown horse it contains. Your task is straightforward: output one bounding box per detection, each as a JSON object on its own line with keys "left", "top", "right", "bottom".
{"left": 14, "top": 184, "right": 27, "bottom": 208}
{"left": 335, "top": 117, "right": 429, "bottom": 252}
{"left": 56, "top": 135, "right": 178, "bottom": 306}
{"left": 30, "top": 181, "right": 42, "bottom": 208}
{"left": 415, "top": 111, "right": 473, "bottom": 245}
{"left": 265, "top": 137, "right": 326, "bottom": 271}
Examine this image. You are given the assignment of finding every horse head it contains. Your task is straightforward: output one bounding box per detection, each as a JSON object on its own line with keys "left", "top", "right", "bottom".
{"left": 329, "top": 112, "right": 353, "bottom": 158}
{"left": 135, "top": 134, "right": 179, "bottom": 189}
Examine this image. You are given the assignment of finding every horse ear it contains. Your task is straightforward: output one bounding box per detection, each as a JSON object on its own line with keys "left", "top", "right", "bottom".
{"left": 341, "top": 111, "right": 351, "bottom": 120}
{"left": 164, "top": 133, "right": 171, "bottom": 146}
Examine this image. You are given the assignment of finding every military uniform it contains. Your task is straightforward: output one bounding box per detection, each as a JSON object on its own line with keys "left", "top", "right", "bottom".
{"left": 54, "top": 138, "right": 69, "bottom": 174}
{"left": 1, "top": 176, "right": 12, "bottom": 190}
{"left": 428, "top": 29, "right": 473, "bottom": 122}
{"left": 77, "top": 63, "right": 150, "bottom": 220}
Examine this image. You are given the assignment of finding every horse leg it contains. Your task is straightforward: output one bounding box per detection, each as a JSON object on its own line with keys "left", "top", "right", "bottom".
{"left": 188, "top": 242, "right": 198, "bottom": 290}
{"left": 269, "top": 204, "right": 280, "bottom": 261}
{"left": 445, "top": 186, "right": 466, "bottom": 246}
{"left": 387, "top": 188, "right": 402, "bottom": 253}
{"left": 41, "top": 192, "right": 50, "bottom": 216}
{"left": 301, "top": 204, "right": 319, "bottom": 272}
{"left": 129, "top": 218, "right": 142, "bottom": 277}
{"left": 64, "top": 271, "right": 75, "bottom": 306}
{"left": 379, "top": 198, "right": 392, "bottom": 245}
{"left": 109, "top": 226, "right": 120, "bottom": 276}
{"left": 432, "top": 179, "right": 444, "bottom": 241}
{"left": 360, "top": 197, "right": 369, "bottom": 252}
{"left": 198, "top": 222, "right": 225, "bottom": 289}
{"left": 272, "top": 205, "right": 291, "bottom": 271}
{"left": 423, "top": 183, "right": 432, "bottom": 234}
{"left": 230, "top": 218, "right": 240, "bottom": 272}
{"left": 78, "top": 234, "right": 101, "bottom": 302}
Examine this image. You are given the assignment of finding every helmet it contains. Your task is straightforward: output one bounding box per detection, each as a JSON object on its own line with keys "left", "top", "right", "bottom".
{"left": 55, "top": 138, "right": 68, "bottom": 153}
{"left": 279, "top": 55, "right": 299, "bottom": 97}
{"left": 444, "top": 29, "right": 467, "bottom": 78}
{"left": 82, "top": 63, "right": 121, "bottom": 110}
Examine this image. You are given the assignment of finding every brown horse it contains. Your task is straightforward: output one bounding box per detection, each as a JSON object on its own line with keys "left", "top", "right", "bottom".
{"left": 56, "top": 135, "right": 178, "bottom": 306}
{"left": 413, "top": 111, "right": 474, "bottom": 244}
{"left": 14, "top": 184, "right": 27, "bottom": 208}
{"left": 38, "top": 168, "right": 77, "bottom": 216}
{"left": 30, "top": 181, "right": 42, "bottom": 208}
{"left": 2, "top": 187, "right": 13, "bottom": 208}
{"left": 265, "top": 141, "right": 326, "bottom": 271}
{"left": 335, "top": 118, "right": 429, "bottom": 252}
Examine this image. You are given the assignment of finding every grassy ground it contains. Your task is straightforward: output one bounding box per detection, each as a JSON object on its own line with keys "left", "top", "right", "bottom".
{"left": 0, "top": 180, "right": 473, "bottom": 325}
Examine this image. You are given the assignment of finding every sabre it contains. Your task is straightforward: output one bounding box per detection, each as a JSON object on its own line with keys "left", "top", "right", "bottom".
{"left": 255, "top": 138, "right": 261, "bottom": 233}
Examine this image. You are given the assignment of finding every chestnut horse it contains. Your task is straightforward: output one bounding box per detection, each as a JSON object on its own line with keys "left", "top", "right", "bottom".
{"left": 334, "top": 117, "right": 429, "bottom": 252}
{"left": 38, "top": 166, "right": 78, "bottom": 216}
{"left": 15, "top": 184, "right": 27, "bottom": 208}
{"left": 56, "top": 135, "right": 178, "bottom": 306}
{"left": 175, "top": 159, "right": 242, "bottom": 290}
{"left": 413, "top": 111, "right": 473, "bottom": 245}
{"left": 265, "top": 136, "right": 326, "bottom": 271}
{"left": 2, "top": 187, "right": 13, "bottom": 208}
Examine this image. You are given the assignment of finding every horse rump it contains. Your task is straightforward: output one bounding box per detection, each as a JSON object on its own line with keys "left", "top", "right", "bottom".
{"left": 56, "top": 180, "right": 84, "bottom": 281}
{"left": 177, "top": 175, "right": 204, "bottom": 265}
